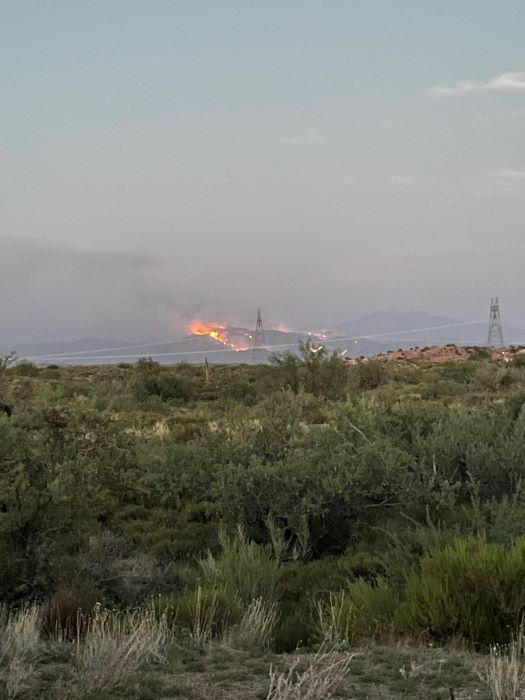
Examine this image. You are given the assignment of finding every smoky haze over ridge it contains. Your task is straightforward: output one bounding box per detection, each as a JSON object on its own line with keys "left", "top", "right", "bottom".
{"left": 1, "top": 2, "right": 525, "bottom": 344}
{"left": 1, "top": 236, "right": 524, "bottom": 347}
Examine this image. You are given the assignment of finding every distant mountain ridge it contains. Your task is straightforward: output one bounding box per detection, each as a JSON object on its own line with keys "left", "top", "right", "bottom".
{"left": 334, "top": 309, "right": 459, "bottom": 336}
{"left": 334, "top": 309, "right": 525, "bottom": 347}
{"left": 6, "top": 309, "right": 525, "bottom": 365}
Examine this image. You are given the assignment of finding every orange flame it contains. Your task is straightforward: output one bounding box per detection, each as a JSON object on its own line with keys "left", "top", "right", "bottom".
{"left": 186, "top": 320, "right": 251, "bottom": 351}
{"left": 187, "top": 320, "right": 228, "bottom": 344}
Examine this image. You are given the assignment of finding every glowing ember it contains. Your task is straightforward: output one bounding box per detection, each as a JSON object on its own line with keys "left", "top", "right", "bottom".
{"left": 310, "top": 330, "right": 329, "bottom": 339}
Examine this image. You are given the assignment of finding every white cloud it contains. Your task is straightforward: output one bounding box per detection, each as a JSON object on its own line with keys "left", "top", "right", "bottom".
{"left": 430, "top": 71, "right": 525, "bottom": 96}
{"left": 281, "top": 129, "right": 325, "bottom": 145}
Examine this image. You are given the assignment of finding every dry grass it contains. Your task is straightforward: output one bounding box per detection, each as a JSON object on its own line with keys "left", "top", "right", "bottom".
{"left": 72, "top": 605, "right": 169, "bottom": 694}
{"left": 316, "top": 592, "right": 351, "bottom": 644}
{"left": 184, "top": 586, "right": 220, "bottom": 646}
{"left": 266, "top": 645, "right": 354, "bottom": 700}
{"left": 0, "top": 605, "right": 41, "bottom": 699}
{"left": 479, "top": 627, "right": 525, "bottom": 700}
{"left": 225, "top": 597, "right": 278, "bottom": 651}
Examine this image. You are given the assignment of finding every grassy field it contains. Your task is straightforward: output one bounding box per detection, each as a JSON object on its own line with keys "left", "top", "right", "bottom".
{"left": 131, "top": 644, "right": 489, "bottom": 700}
{"left": 10, "top": 636, "right": 493, "bottom": 699}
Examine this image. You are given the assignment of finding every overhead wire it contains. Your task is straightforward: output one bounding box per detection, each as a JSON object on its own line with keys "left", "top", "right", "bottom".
{"left": 22, "top": 319, "right": 487, "bottom": 363}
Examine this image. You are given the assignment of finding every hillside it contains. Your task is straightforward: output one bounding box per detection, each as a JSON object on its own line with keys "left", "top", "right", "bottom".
{"left": 10, "top": 307, "right": 523, "bottom": 365}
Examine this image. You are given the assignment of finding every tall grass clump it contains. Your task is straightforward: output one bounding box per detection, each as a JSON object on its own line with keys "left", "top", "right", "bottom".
{"left": 397, "top": 538, "right": 525, "bottom": 645}
{"left": 154, "top": 586, "right": 242, "bottom": 643}
{"left": 267, "top": 645, "right": 353, "bottom": 699}
{"left": 199, "top": 525, "right": 281, "bottom": 605}
{"left": 178, "top": 585, "right": 244, "bottom": 645}
{"left": 226, "top": 597, "right": 278, "bottom": 651}
{"left": 480, "top": 626, "right": 525, "bottom": 700}
{"left": 316, "top": 579, "right": 397, "bottom": 644}
{"left": 73, "top": 606, "right": 168, "bottom": 694}
{"left": 0, "top": 605, "right": 41, "bottom": 699}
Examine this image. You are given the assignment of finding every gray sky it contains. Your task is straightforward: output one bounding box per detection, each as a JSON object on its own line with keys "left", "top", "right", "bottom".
{"left": 2, "top": 1, "right": 525, "bottom": 342}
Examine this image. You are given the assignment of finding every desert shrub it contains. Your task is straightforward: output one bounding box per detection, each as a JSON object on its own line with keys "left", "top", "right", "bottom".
{"left": 483, "top": 495, "right": 525, "bottom": 546}
{"left": 40, "top": 588, "right": 98, "bottom": 640}
{"left": 379, "top": 519, "right": 468, "bottom": 594}
{"left": 133, "top": 362, "right": 200, "bottom": 405}
{"left": 511, "top": 353, "right": 525, "bottom": 369}
{"left": 10, "top": 361, "right": 39, "bottom": 378}
{"left": 279, "top": 556, "right": 362, "bottom": 608}
{"left": 141, "top": 374, "right": 192, "bottom": 402}
{"left": 276, "top": 554, "right": 384, "bottom": 650}
{"left": 270, "top": 341, "right": 349, "bottom": 400}
{"left": 199, "top": 526, "right": 281, "bottom": 605}
{"left": 135, "top": 357, "right": 160, "bottom": 371}
{"left": 397, "top": 538, "right": 525, "bottom": 645}
{"left": 232, "top": 389, "right": 318, "bottom": 461}
{"left": 351, "top": 360, "right": 388, "bottom": 390}
{"left": 273, "top": 606, "right": 317, "bottom": 653}
{"left": 80, "top": 532, "right": 169, "bottom": 607}
{"left": 316, "top": 579, "right": 397, "bottom": 644}
{"left": 419, "top": 377, "right": 468, "bottom": 399}
{"left": 475, "top": 366, "right": 518, "bottom": 391}
{"left": 470, "top": 347, "right": 492, "bottom": 360}
{"left": 344, "top": 551, "right": 386, "bottom": 583}
{"left": 391, "top": 364, "right": 423, "bottom": 384}
{"left": 437, "top": 360, "right": 477, "bottom": 383}
{"left": 221, "top": 376, "right": 258, "bottom": 404}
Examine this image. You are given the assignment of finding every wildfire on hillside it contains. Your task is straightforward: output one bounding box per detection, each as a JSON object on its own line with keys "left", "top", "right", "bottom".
{"left": 186, "top": 320, "right": 253, "bottom": 351}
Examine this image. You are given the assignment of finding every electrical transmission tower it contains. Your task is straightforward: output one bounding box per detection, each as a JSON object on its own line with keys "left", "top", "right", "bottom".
{"left": 487, "top": 297, "right": 504, "bottom": 348}
{"left": 252, "top": 308, "right": 266, "bottom": 361}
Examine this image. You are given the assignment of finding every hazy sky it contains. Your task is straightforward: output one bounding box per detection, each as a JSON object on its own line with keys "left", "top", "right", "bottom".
{"left": 2, "top": 1, "right": 525, "bottom": 342}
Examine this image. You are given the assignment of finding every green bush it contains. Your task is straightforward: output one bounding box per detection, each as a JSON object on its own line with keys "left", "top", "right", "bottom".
{"left": 279, "top": 557, "right": 359, "bottom": 607}
{"left": 397, "top": 538, "right": 525, "bottom": 645}
{"left": 270, "top": 340, "right": 349, "bottom": 400}
{"left": 274, "top": 606, "right": 316, "bottom": 652}
{"left": 316, "top": 578, "right": 397, "bottom": 643}
{"left": 474, "top": 365, "right": 518, "bottom": 391}
{"left": 511, "top": 353, "right": 525, "bottom": 368}
{"left": 199, "top": 526, "right": 281, "bottom": 605}
{"left": 153, "top": 586, "right": 242, "bottom": 639}
{"left": 351, "top": 360, "right": 388, "bottom": 390}
{"left": 437, "top": 361, "right": 476, "bottom": 383}
{"left": 142, "top": 374, "right": 192, "bottom": 402}
{"left": 10, "top": 361, "right": 40, "bottom": 377}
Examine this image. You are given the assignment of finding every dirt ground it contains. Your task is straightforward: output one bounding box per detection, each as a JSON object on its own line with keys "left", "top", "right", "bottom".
{"left": 112, "top": 643, "right": 492, "bottom": 700}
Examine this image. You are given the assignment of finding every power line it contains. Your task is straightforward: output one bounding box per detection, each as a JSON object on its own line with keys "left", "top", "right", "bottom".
{"left": 24, "top": 319, "right": 486, "bottom": 363}
{"left": 23, "top": 336, "right": 196, "bottom": 360}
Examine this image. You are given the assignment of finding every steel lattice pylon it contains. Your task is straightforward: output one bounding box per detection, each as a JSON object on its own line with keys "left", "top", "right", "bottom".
{"left": 252, "top": 308, "right": 266, "bottom": 361}
{"left": 487, "top": 297, "right": 504, "bottom": 348}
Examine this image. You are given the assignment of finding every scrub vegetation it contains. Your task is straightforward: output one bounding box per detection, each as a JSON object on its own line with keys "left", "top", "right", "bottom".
{"left": 1, "top": 346, "right": 525, "bottom": 697}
